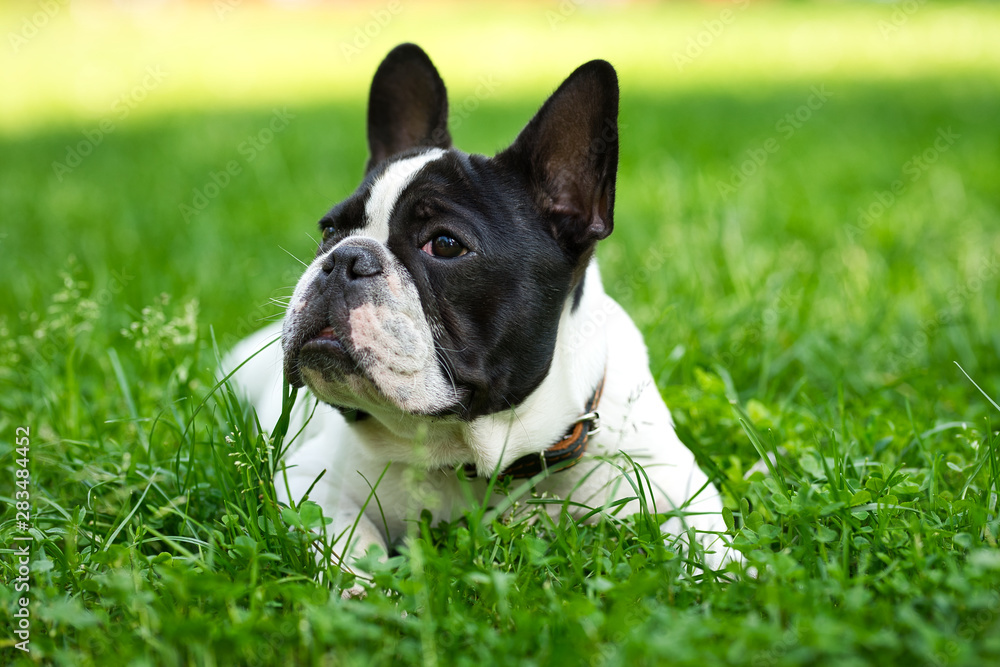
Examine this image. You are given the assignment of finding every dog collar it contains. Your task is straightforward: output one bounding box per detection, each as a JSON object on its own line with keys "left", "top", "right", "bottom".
{"left": 465, "top": 371, "right": 605, "bottom": 481}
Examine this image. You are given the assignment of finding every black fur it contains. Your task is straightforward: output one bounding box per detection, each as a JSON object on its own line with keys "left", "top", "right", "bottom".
{"left": 365, "top": 43, "right": 452, "bottom": 173}
{"left": 288, "top": 44, "right": 620, "bottom": 420}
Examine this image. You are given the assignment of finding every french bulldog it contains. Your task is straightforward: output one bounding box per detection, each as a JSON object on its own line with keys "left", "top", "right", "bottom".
{"left": 225, "top": 43, "right": 733, "bottom": 579}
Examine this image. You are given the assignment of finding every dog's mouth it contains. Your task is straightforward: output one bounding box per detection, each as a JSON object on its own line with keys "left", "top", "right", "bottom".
{"left": 287, "top": 321, "right": 360, "bottom": 388}
{"left": 303, "top": 325, "right": 345, "bottom": 351}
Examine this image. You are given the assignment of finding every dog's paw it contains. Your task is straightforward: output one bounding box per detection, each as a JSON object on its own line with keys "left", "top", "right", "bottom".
{"left": 340, "top": 582, "right": 368, "bottom": 600}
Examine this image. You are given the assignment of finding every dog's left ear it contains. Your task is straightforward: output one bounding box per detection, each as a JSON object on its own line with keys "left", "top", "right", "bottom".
{"left": 366, "top": 43, "right": 452, "bottom": 173}
{"left": 496, "top": 60, "right": 619, "bottom": 255}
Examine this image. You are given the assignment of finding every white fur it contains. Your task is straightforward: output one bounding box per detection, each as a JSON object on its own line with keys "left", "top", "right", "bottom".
{"left": 283, "top": 202, "right": 457, "bottom": 414}
{"left": 363, "top": 149, "right": 445, "bottom": 243}
{"left": 224, "top": 260, "right": 736, "bottom": 576}
{"left": 287, "top": 261, "right": 322, "bottom": 321}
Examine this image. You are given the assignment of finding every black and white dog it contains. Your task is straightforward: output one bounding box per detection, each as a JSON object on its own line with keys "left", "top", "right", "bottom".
{"left": 226, "top": 44, "right": 732, "bottom": 576}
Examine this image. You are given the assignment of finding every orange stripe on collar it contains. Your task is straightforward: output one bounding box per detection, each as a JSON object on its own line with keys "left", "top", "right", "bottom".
{"left": 466, "top": 370, "right": 605, "bottom": 481}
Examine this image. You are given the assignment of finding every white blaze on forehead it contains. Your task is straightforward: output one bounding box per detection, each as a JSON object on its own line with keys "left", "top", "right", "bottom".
{"left": 284, "top": 148, "right": 442, "bottom": 336}
{"left": 283, "top": 151, "right": 458, "bottom": 414}
{"left": 362, "top": 149, "right": 445, "bottom": 243}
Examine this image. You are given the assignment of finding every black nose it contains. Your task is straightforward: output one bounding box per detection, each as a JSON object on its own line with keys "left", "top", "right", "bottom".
{"left": 322, "top": 244, "right": 383, "bottom": 280}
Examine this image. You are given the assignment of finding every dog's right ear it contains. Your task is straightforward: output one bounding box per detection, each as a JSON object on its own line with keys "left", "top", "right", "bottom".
{"left": 365, "top": 43, "right": 451, "bottom": 173}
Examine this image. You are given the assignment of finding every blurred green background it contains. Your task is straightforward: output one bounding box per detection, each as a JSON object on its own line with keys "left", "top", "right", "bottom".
{"left": 0, "top": 0, "right": 998, "bottom": 402}
{"left": 3, "top": 0, "right": 999, "bottom": 401}
{"left": 2, "top": 2, "right": 1000, "bottom": 664}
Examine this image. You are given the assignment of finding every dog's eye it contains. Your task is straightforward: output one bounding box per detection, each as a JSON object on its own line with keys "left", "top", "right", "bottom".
{"left": 422, "top": 235, "right": 467, "bottom": 259}
{"left": 321, "top": 226, "right": 336, "bottom": 242}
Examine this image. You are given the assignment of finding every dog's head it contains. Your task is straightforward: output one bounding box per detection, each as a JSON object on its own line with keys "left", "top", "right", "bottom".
{"left": 283, "top": 43, "right": 619, "bottom": 420}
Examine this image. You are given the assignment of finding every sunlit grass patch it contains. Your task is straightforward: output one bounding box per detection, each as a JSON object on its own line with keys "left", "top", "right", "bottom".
{"left": 2, "top": 1, "right": 1000, "bottom": 131}
{"left": 2, "top": 1, "right": 1000, "bottom": 665}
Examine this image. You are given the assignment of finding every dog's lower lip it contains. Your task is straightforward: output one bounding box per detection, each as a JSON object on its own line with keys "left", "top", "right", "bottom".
{"left": 305, "top": 326, "right": 341, "bottom": 345}
{"left": 301, "top": 326, "right": 349, "bottom": 357}
{"left": 303, "top": 336, "right": 344, "bottom": 352}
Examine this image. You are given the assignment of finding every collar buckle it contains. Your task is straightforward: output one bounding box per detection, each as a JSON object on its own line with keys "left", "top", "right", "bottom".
{"left": 464, "top": 368, "right": 607, "bottom": 481}
{"left": 574, "top": 410, "right": 601, "bottom": 436}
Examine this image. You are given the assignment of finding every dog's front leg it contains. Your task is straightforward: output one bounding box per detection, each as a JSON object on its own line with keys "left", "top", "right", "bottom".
{"left": 276, "top": 453, "right": 389, "bottom": 596}
{"left": 320, "top": 506, "right": 388, "bottom": 598}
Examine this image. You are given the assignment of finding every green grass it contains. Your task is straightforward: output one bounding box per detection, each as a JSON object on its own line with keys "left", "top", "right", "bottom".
{"left": 2, "top": 2, "right": 1000, "bottom": 665}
